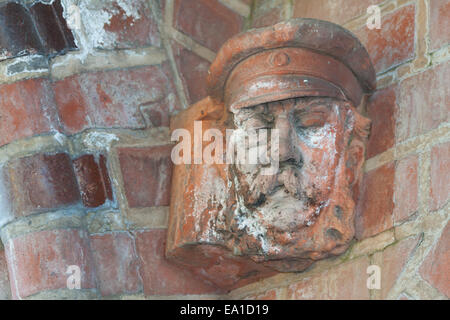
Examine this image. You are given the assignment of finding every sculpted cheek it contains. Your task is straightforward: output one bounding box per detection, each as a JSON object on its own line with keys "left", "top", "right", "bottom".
{"left": 297, "top": 124, "right": 339, "bottom": 199}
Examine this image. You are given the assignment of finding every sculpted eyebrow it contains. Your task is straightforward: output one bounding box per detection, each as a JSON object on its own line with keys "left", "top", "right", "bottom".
{"left": 295, "top": 103, "right": 331, "bottom": 116}
{"left": 241, "top": 104, "right": 268, "bottom": 118}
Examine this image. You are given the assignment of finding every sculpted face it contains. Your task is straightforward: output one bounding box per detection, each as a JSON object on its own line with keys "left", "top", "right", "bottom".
{"left": 228, "top": 97, "right": 369, "bottom": 265}
{"left": 233, "top": 97, "right": 342, "bottom": 228}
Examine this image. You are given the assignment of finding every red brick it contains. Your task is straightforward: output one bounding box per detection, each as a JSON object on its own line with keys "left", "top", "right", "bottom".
{"left": 118, "top": 145, "right": 173, "bottom": 208}
{"left": 366, "top": 85, "right": 397, "bottom": 158}
{"left": 174, "top": 0, "right": 243, "bottom": 52}
{"left": 73, "top": 154, "right": 113, "bottom": 208}
{"left": 99, "top": 155, "right": 113, "bottom": 201}
{"left": 0, "top": 250, "right": 11, "bottom": 300}
{"left": 29, "top": 0, "right": 77, "bottom": 54}
{"left": 139, "top": 63, "right": 180, "bottom": 127}
{"left": 172, "top": 42, "right": 210, "bottom": 104}
{"left": 0, "top": 78, "right": 59, "bottom": 147}
{"left": 287, "top": 257, "right": 370, "bottom": 299}
{"left": 0, "top": 166, "right": 13, "bottom": 227}
{"left": 252, "top": 7, "right": 283, "bottom": 28}
{"left": 356, "top": 162, "right": 395, "bottom": 239}
{"left": 355, "top": 5, "right": 415, "bottom": 73}
{"left": 5, "top": 229, "right": 96, "bottom": 299}
{"left": 380, "top": 236, "right": 420, "bottom": 299}
{"left": 135, "top": 229, "right": 220, "bottom": 296}
{"left": 419, "top": 222, "right": 449, "bottom": 297}
{"left": 140, "top": 101, "right": 171, "bottom": 127}
{"left": 82, "top": 0, "right": 160, "bottom": 49}
{"left": 430, "top": 142, "right": 450, "bottom": 211}
{"left": 429, "top": 0, "right": 450, "bottom": 51}
{"left": 394, "top": 155, "right": 419, "bottom": 223}
{"left": 53, "top": 65, "right": 178, "bottom": 134}
{"left": 293, "top": 0, "right": 382, "bottom": 25}
{"left": 90, "top": 232, "right": 142, "bottom": 297}
{"left": 396, "top": 63, "right": 450, "bottom": 142}
{"left": 7, "top": 153, "right": 80, "bottom": 217}
{"left": 52, "top": 75, "right": 90, "bottom": 134}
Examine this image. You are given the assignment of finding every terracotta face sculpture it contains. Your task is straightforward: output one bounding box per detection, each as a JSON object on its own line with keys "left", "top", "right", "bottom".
{"left": 228, "top": 97, "right": 370, "bottom": 271}
{"left": 167, "top": 19, "right": 376, "bottom": 289}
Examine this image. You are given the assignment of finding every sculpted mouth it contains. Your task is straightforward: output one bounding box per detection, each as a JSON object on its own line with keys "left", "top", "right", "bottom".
{"left": 250, "top": 183, "right": 305, "bottom": 207}
{"left": 245, "top": 163, "right": 304, "bottom": 207}
{"left": 278, "top": 158, "right": 302, "bottom": 170}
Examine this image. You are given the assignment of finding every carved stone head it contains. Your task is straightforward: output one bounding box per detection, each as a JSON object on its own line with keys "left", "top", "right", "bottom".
{"left": 167, "top": 19, "right": 376, "bottom": 289}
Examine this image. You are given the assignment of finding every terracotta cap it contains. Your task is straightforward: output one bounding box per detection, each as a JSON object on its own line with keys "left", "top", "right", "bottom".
{"left": 207, "top": 18, "right": 376, "bottom": 111}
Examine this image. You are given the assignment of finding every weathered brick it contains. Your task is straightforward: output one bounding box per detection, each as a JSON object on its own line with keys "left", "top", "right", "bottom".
{"left": 99, "top": 155, "right": 113, "bottom": 201}
{"left": 419, "top": 222, "right": 449, "bottom": 297}
{"left": 5, "top": 229, "right": 96, "bottom": 299}
{"left": 140, "top": 63, "right": 179, "bottom": 127}
{"left": 293, "top": 0, "right": 383, "bottom": 25}
{"left": 53, "top": 65, "right": 177, "bottom": 134}
{"left": 78, "top": 0, "right": 160, "bottom": 50}
{"left": 379, "top": 236, "right": 420, "bottom": 299}
{"left": 90, "top": 232, "right": 142, "bottom": 297}
{"left": 0, "top": 250, "right": 11, "bottom": 300}
{"left": 429, "top": 0, "right": 450, "bottom": 51}
{"left": 174, "top": 0, "right": 243, "bottom": 52}
{"left": 366, "top": 85, "right": 396, "bottom": 158}
{"left": 0, "top": 166, "right": 13, "bottom": 228}
{"left": 356, "top": 162, "right": 395, "bottom": 239}
{"left": 396, "top": 63, "right": 450, "bottom": 142}
{"left": 135, "top": 229, "right": 220, "bottom": 296}
{"left": 118, "top": 145, "right": 173, "bottom": 208}
{"left": 0, "top": 2, "right": 43, "bottom": 59}
{"left": 0, "top": 78, "right": 59, "bottom": 147}
{"left": 73, "top": 154, "right": 113, "bottom": 208}
{"left": 252, "top": 6, "right": 284, "bottom": 28}
{"left": 394, "top": 155, "right": 419, "bottom": 223}
{"left": 355, "top": 5, "right": 415, "bottom": 73}
{"left": 7, "top": 153, "right": 80, "bottom": 217}
{"left": 140, "top": 101, "right": 171, "bottom": 127}
{"left": 430, "top": 142, "right": 450, "bottom": 211}
{"left": 52, "top": 75, "right": 89, "bottom": 134}
{"left": 172, "top": 42, "right": 211, "bottom": 104}
{"left": 287, "top": 257, "right": 370, "bottom": 299}
{"left": 29, "top": 0, "right": 77, "bottom": 54}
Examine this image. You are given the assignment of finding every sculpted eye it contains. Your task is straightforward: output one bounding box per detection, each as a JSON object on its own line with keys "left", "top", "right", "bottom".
{"left": 293, "top": 110, "right": 327, "bottom": 129}
{"left": 243, "top": 117, "right": 270, "bottom": 130}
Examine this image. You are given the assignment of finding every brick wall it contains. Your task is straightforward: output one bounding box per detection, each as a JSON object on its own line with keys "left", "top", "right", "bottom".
{"left": 0, "top": 0, "right": 249, "bottom": 300}
{"left": 234, "top": 0, "right": 449, "bottom": 300}
{"left": 0, "top": 0, "right": 448, "bottom": 300}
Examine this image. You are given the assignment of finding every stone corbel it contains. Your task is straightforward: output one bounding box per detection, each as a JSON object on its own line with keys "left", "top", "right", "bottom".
{"left": 166, "top": 19, "right": 376, "bottom": 290}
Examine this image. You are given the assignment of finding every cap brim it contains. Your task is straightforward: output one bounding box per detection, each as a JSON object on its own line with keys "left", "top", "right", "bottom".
{"left": 226, "top": 75, "right": 347, "bottom": 112}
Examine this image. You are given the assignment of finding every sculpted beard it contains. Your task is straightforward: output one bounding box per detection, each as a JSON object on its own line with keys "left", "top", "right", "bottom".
{"left": 234, "top": 159, "right": 323, "bottom": 231}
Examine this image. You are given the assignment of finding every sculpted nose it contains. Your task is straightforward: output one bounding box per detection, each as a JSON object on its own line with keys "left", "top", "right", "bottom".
{"left": 274, "top": 114, "right": 302, "bottom": 164}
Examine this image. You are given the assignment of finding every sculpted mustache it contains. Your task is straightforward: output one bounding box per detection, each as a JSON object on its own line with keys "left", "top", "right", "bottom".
{"left": 247, "top": 161, "right": 304, "bottom": 205}
{"left": 278, "top": 158, "right": 303, "bottom": 170}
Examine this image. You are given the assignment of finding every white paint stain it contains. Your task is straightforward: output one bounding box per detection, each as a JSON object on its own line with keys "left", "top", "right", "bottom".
{"left": 83, "top": 132, "right": 118, "bottom": 151}
{"left": 233, "top": 174, "right": 270, "bottom": 253}
{"left": 193, "top": 165, "right": 228, "bottom": 240}
{"left": 59, "top": 0, "right": 143, "bottom": 63}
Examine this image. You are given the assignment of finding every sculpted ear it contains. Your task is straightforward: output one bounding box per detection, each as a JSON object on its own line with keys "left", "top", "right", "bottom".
{"left": 343, "top": 102, "right": 371, "bottom": 189}
{"left": 345, "top": 139, "right": 366, "bottom": 188}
